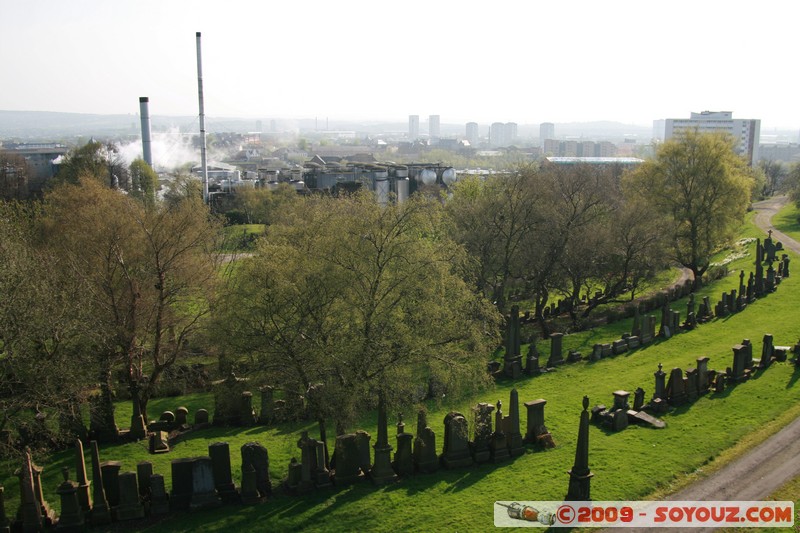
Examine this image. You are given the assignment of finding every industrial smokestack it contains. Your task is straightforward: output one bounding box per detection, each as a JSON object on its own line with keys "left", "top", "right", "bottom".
{"left": 196, "top": 31, "right": 209, "bottom": 203}
{"left": 139, "top": 97, "right": 153, "bottom": 168}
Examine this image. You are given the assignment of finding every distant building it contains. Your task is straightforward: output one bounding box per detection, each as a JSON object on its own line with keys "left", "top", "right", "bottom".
{"left": 652, "top": 119, "right": 665, "bottom": 142}
{"left": 489, "top": 122, "right": 518, "bottom": 147}
{"left": 2, "top": 143, "right": 68, "bottom": 193}
{"left": 665, "top": 111, "right": 760, "bottom": 166}
{"left": 505, "top": 122, "right": 518, "bottom": 145}
{"left": 466, "top": 122, "right": 479, "bottom": 145}
{"left": 408, "top": 115, "right": 420, "bottom": 140}
{"left": 539, "top": 122, "right": 555, "bottom": 148}
{"left": 428, "top": 115, "right": 440, "bottom": 140}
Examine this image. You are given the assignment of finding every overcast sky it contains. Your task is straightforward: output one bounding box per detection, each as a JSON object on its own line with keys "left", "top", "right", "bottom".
{"left": 1, "top": 0, "right": 798, "bottom": 130}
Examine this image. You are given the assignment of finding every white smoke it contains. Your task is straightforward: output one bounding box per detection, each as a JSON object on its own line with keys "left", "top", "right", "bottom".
{"left": 118, "top": 127, "right": 200, "bottom": 171}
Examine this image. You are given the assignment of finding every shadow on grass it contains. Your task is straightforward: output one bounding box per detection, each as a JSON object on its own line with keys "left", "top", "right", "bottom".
{"left": 787, "top": 363, "right": 800, "bottom": 389}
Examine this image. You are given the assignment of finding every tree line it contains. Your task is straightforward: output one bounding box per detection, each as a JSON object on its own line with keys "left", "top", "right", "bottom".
{"left": 0, "top": 130, "right": 759, "bottom": 455}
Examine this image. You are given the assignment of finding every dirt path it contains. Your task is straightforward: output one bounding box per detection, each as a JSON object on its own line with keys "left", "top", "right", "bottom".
{"left": 605, "top": 197, "right": 800, "bottom": 533}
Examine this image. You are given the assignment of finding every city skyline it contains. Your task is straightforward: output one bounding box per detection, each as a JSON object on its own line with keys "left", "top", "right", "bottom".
{"left": 1, "top": 1, "right": 799, "bottom": 129}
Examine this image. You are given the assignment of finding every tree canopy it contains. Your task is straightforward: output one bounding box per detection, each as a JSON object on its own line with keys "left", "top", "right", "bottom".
{"left": 623, "top": 130, "right": 755, "bottom": 288}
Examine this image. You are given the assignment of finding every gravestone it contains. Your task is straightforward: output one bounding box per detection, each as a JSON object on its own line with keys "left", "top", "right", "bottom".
{"left": 760, "top": 334, "right": 774, "bottom": 369}
{"left": 89, "top": 441, "right": 111, "bottom": 525}
{"left": 241, "top": 442, "right": 271, "bottom": 497}
{"left": 731, "top": 344, "right": 750, "bottom": 382}
{"left": 56, "top": 468, "right": 85, "bottom": 530}
{"left": 296, "top": 431, "right": 316, "bottom": 493}
{"left": 591, "top": 344, "right": 603, "bottom": 361}
{"left": 17, "top": 451, "right": 43, "bottom": 531}
{"left": 523, "top": 399, "right": 551, "bottom": 446}
{"left": 116, "top": 471, "right": 145, "bottom": 520}
{"left": 169, "top": 458, "right": 194, "bottom": 511}
{"left": 370, "top": 398, "right": 397, "bottom": 485}
{"left": 742, "top": 339, "right": 754, "bottom": 370}
{"left": 685, "top": 369, "right": 699, "bottom": 402}
{"left": 441, "top": 412, "right": 474, "bottom": 468}
{"left": 258, "top": 386, "right": 274, "bottom": 425}
{"left": 73, "top": 439, "right": 92, "bottom": 516}
{"left": 612, "top": 340, "right": 627, "bottom": 355}
{"left": 627, "top": 336, "right": 641, "bottom": 350}
{"left": 696, "top": 357, "right": 710, "bottom": 394}
{"left": 489, "top": 402, "right": 510, "bottom": 463}
{"left": 665, "top": 368, "right": 687, "bottom": 405}
{"left": 354, "top": 431, "right": 372, "bottom": 475}
{"left": 136, "top": 462, "right": 152, "bottom": 501}
{"left": 413, "top": 411, "right": 438, "bottom": 474}
{"left": 212, "top": 372, "right": 249, "bottom": 426}
{"left": 714, "top": 373, "right": 726, "bottom": 394}
{"left": 652, "top": 363, "right": 666, "bottom": 401}
{"left": 332, "top": 434, "right": 362, "bottom": 485}
{"left": 471, "top": 403, "right": 494, "bottom": 464}
{"left": 239, "top": 464, "right": 262, "bottom": 504}
{"left": 547, "top": 333, "right": 565, "bottom": 367}
{"left": 565, "top": 397, "right": 593, "bottom": 501}
{"left": 631, "top": 305, "right": 642, "bottom": 337}
{"left": 191, "top": 457, "right": 220, "bottom": 510}
{"left": 149, "top": 474, "right": 169, "bottom": 515}
{"left": 633, "top": 388, "right": 645, "bottom": 411}
{"left": 315, "top": 441, "right": 332, "bottom": 488}
{"left": 506, "top": 389, "right": 525, "bottom": 457}
{"left": 783, "top": 255, "right": 790, "bottom": 277}
{"left": 601, "top": 343, "right": 612, "bottom": 357}
{"left": 100, "top": 461, "right": 121, "bottom": 509}
{"left": 149, "top": 431, "right": 169, "bottom": 454}
{"left": 194, "top": 409, "right": 210, "bottom": 427}
{"left": 175, "top": 406, "right": 189, "bottom": 427}
{"left": 240, "top": 392, "right": 257, "bottom": 426}
{"left": 209, "top": 442, "right": 238, "bottom": 503}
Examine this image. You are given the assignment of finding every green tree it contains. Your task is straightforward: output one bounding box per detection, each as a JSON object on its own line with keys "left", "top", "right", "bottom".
{"left": 216, "top": 192, "right": 499, "bottom": 430}
{"left": 129, "top": 158, "right": 159, "bottom": 206}
{"left": 54, "top": 140, "right": 129, "bottom": 189}
{"left": 624, "top": 130, "right": 754, "bottom": 289}
{"left": 0, "top": 152, "right": 32, "bottom": 200}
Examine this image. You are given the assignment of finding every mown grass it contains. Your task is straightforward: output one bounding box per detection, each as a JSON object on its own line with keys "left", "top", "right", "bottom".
{"left": 4, "top": 210, "right": 800, "bottom": 532}
{"left": 218, "top": 224, "right": 265, "bottom": 252}
{"left": 773, "top": 201, "right": 800, "bottom": 243}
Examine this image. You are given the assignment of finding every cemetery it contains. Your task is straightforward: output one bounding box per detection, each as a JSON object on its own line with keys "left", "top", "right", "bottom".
{"left": 2, "top": 214, "right": 800, "bottom": 531}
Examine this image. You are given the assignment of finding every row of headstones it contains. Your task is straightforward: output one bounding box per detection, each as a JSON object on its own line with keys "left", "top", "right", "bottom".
{"left": 6, "top": 438, "right": 272, "bottom": 532}
{"left": 500, "top": 308, "right": 580, "bottom": 379}
{"left": 213, "top": 373, "right": 305, "bottom": 428}
{"left": 589, "top": 334, "right": 796, "bottom": 435}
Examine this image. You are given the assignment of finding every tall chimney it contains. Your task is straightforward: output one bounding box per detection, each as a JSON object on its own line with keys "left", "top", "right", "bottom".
{"left": 196, "top": 32, "right": 209, "bottom": 203}
{"left": 138, "top": 97, "right": 153, "bottom": 168}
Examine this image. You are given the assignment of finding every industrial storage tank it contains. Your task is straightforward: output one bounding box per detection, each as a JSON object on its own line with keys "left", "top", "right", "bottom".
{"left": 374, "top": 177, "right": 390, "bottom": 205}
{"left": 394, "top": 178, "right": 409, "bottom": 203}
{"left": 440, "top": 167, "right": 457, "bottom": 185}
{"left": 419, "top": 168, "right": 437, "bottom": 185}
{"left": 289, "top": 180, "right": 305, "bottom": 191}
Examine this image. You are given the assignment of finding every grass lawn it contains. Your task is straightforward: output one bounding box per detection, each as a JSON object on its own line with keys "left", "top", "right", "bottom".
{"left": 773, "top": 201, "right": 800, "bottom": 243}
{"left": 3, "top": 210, "right": 800, "bottom": 532}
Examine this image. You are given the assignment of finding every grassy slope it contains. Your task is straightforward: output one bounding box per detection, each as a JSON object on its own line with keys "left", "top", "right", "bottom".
{"left": 4, "top": 211, "right": 800, "bottom": 532}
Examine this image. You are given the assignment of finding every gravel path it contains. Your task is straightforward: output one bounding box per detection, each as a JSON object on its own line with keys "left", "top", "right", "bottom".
{"left": 605, "top": 197, "right": 800, "bottom": 533}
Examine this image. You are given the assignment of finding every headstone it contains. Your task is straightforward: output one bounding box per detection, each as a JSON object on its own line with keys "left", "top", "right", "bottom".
{"left": 149, "top": 431, "right": 169, "bottom": 454}
{"left": 489, "top": 402, "right": 510, "bottom": 463}
{"left": 297, "top": 431, "right": 317, "bottom": 492}
{"left": 631, "top": 306, "right": 642, "bottom": 337}
{"left": 27, "top": 455, "right": 55, "bottom": 526}
{"left": 175, "top": 406, "right": 189, "bottom": 427}
{"left": 286, "top": 458, "right": 301, "bottom": 493}
{"left": 17, "top": 451, "right": 43, "bottom": 531}
{"left": 506, "top": 389, "right": 525, "bottom": 457}
{"left": 116, "top": 471, "right": 145, "bottom": 520}
{"left": 136, "top": 461, "right": 152, "bottom": 500}
{"left": 241, "top": 442, "right": 271, "bottom": 497}
{"left": 714, "top": 373, "right": 726, "bottom": 394}
{"left": 208, "top": 442, "right": 238, "bottom": 503}
{"left": 696, "top": 357, "right": 710, "bottom": 394}
{"left": 129, "top": 387, "right": 147, "bottom": 441}
{"left": 148, "top": 474, "right": 170, "bottom": 515}
{"left": 56, "top": 468, "right": 85, "bottom": 530}
{"left": 626, "top": 336, "right": 641, "bottom": 350}
{"left": 591, "top": 344, "right": 603, "bottom": 361}
{"left": 315, "top": 441, "right": 332, "bottom": 488}
{"left": 760, "top": 334, "right": 774, "bottom": 369}
{"left": 685, "top": 369, "right": 698, "bottom": 402}
{"left": 523, "top": 399, "right": 548, "bottom": 444}
{"left": 600, "top": 343, "right": 612, "bottom": 357}
{"left": 547, "top": 333, "right": 565, "bottom": 367}
{"left": 612, "top": 339, "right": 627, "bottom": 355}
{"left": 100, "top": 461, "right": 122, "bottom": 509}
{"left": 240, "top": 392, "right": 256, "bottom": 426}
{"left": 471, "top": 403, "right": 494, "bottom": 463}
{"left": 393, "top": 422, "right": 414, "bottom": 477}
{"left": 89, "top": 441, "right": 111, "bottom": 525}
{"left": 441, "top": 412, "right": 474, "bottom": 468}
{"left": 213, "top": 372, "right": 248, "bottom": 426}
{"left": 731, "top": 344, "right": 749, "bottom": 382}
{"left": 783, "top": 254, "right": 790, "bottom": 277}
{"left": 612, "top": 390, "right": 630, "bottom": 412}
{"left": 742, "top": 339, "right": 754, "bottom": 370}
{"left": 239, "top": 463, "right": 263, "bottom": 504}
{"left": 190, "top": 457, "right": 220, "bottom": 510}
{"left": 652, "top": 363, "right": 666, "bottom": 401}
{"left": 632, "top": 388, "right": 645, "bottom": 411}
{"left": 332, "top": 434, "right": 362, "bottom": 485}
{"left": 354, "top": 430, "right": 372, "bottom": 475}
{"left": 73, "top": 440, "right": 92, "bottom": 516}
{"left": 194, "top": 409, "right": 210, "bottom": 427}
{"left": 565, "top": 397, "right": 593, "bottom": 501}
{"left": 258, "top": 386, "right": 274, "bottom": 425}
{"left": 665, "top": 368, "right": 687, "bottom": 405}
{"left": 169, "top": 458, "right": 194, "bottom": 511}
{"left": 413, "top": 411, "right": 438, "bottom": 474}
{"left": 159, "top": 411, "right": 176, "bottom": 425}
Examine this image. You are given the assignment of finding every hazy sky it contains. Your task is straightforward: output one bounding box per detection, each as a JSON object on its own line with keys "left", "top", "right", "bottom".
{"left": 1, "top": 0, "right": 798, "bottom": 129}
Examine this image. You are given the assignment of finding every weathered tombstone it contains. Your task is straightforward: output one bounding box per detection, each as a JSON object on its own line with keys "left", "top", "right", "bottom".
{"left": 149, "top": 431, "right": 169, "bottom": 454}
{"left": 612, "top": 339, "right": 627, "bottom": 355}
{"left": 332, "top": 434, "right": 362, "bottom": 485}
{"left": 413, "top": 411, "right": 438, "bottom": 474}
{"left": 760, "top": 334, "right": 774, "bottom": 369}
{"left": 523, "top": 399, "right": 548, "bottom": 443}
{"left": 56, "top": 468, "right": 85, "bottom": 530}
{"left": 241, "top": 442, "right": 271, "bottom": 497}
{"left": 742, "top": 338, "right": 754, "bottom": 370}
{"left": 489, "top": 402, "right": 510, "bottom": 463}
{"left": 731, "top": 344, "right": 749, "bottom": 382}
{"left": 17, "top": 451, "right": 44, "bottom": 531}
{"left": 286, "top": 459, "right": 301, "bottom": 493}
{"left": 136, "top": 462, "right": 152, "bottom": 501}
{"left": 547, "top": 333, "right": 565, "bottom": 367}
{"left": 393, "top": 416, "right": 414, "bottom": 477}
{"left": 565, "top": 396, "right": 593, "bottom": 501}
{"left": 746, "top": 272, "right": 755, "bottom": 303}
{"left": 148, "top": 474, "right": 169, "bottom": 515}
{"left": 627, "top": 336, "right": 641, "bottom": 350}
{"left": 169, "top": 457, "right": 194, "bottom": 511}
{"left": 315, "top": 441, "right": 332, "bottom": 488}
{"left": 239, "top": 464, "right": 262, "bottom": 504}
{"left": 631, "top": 306, "right": 642, "bottom": 337}
{"left": 696, "top": 357, "right": 710, "bottom": 394}
{"left": 506, "top": 389, "right": 525, "bottom": 457}
{"left": 190, "top": 457, "right": 220, "bottom": 510}
{"left": 714, "top": 373, "right": 726, "bottom": 394}
{"left": 100, "top": 461, "right": 122, "bottom": 509}
{"left": 783, "top": 255, "right": 790, "bottom": 277}
{"left": 89, "top": 441, "right": 111, "bottom": 525}
{"left": 159, "top": 410, "right": 176, "bottom": 425}
{"left": 194, "top": 408, "right": 210, "bottom": 427}
{"left": 208, "top": 442, "right": 238, "bottom": 503}
{"left": 471, "top": 403, "right": 494, "bottom": 463}
{"left": 297, "top": 431, "right": 317, "bottom": 492}
{"left": 89, "top": 389, "right": 119, "bottom": 444}
{"left": 665, "top": 367, "right": 687, "bottom": 405}
{"left": 240, "top": 392, "right": 256, "bottom": 426}
{"left": 632, "top": 388, "right": 645, "bottom": 411}
{"left": 600, "top": 343, "right": 612, "bottom": 357}
{"left": 524, "top": 343, "right": 540, "bottom": 375}
{"left": 73, "top": 440, "right": 92, "bottom": 516}
{"left": 129, "top": 383, "right": 147, "bottom": 441}
{"left": 591, "top": 344, "right": 603, "bottom": 362}
{"left": 116, "top": 471, "right": 145, "bottom": 520}
{"left": 685, "top": 369, "right": 699, "bottom": 402}
{"left": 652, "top": 363, "right": 666, "bottom": 401}
{"left": 766, "top": 264, "right": 776, "bottom": 292}
{"left": 441, "top": 412, "right": 474, "bottom": 468}
{"left": 175, "top": 406, "right": 189, "bottom": 427}
{"left": 354, "top": 431, "right": 372, "bottom": 475}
